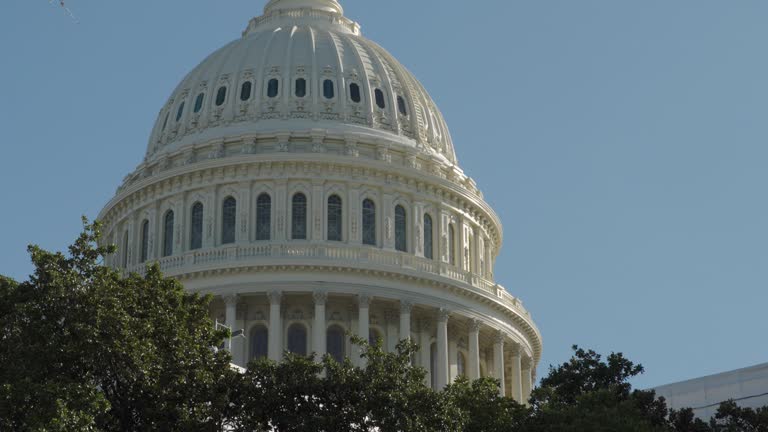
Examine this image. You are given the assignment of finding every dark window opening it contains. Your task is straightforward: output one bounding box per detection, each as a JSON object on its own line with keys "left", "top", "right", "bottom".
{"left": 295, "top": 78, "right": 307, "bottom": 98}
{"left": 240, "top": 81, "right": 252, "bottom": 101}
{"left": 216, "top": 86, "right": 227, "bottom": 106}
{"left": 375, "top": 88, "right": 386, "bottom": 109}
{"left": 190, "top": 203, "right": 203, "bottom": 250}
{"left": 397, "top": 96, "right": 408, "bottom": 116}
{"left": 222, "top": 197, "right": 236, "bottom": 244}
{"left": 292, "top": 193, "right": 307, "bottom": 240}
{"left": 194, "top": 93, "right": 204, "bottom": 113}
{"left": 323, "top": 79, "right": 334, "bottom": 99}
{"left": 350, "top": 83, "right": 361, "bottom": 103}
{"left": 176, "top": 102, "right": 185, "bottom": 122}
{"left": 267, "top": 79, "right": 279, "bottom": 98}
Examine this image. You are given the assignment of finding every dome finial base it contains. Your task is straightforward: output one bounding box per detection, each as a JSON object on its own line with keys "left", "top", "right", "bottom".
{"left": 264, "top": 0, "right": 343, "bottom": 15}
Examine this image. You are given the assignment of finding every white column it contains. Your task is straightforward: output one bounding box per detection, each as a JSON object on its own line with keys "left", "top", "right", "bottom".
{"left": 399, "top": 301, "right": 412, "bottom": 341}
{"left": 312, "top": 291, "right": 327, "bottom": 360}
{"left": 436, "top": 308, "right": 449, "bottom": 390}
{"left": 419, "top": 319, "right": 432, "bottom": 387}
{"left": 357, "top": 294, "right": 370, "bottom": 367}
{"left": 522, "top": 357, "right": 533, "bottom": 404}
{"left": 267, "top": 291, "right": 282, "bottom": 361}
{"left": 493, "top": 332, "right": 506, "bottom": 397}
{"left": 510, "top": 345, "right": 523, "bottom": 403}
{"left": 468, "top": 319, "right": 481, "bottom": 380}
{"left": 224, "top": 294, "right": 242, "bottom": 364}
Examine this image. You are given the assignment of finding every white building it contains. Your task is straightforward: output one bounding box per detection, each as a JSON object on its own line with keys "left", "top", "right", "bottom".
{"left": 97, "top": 0, "right": 542, "bottom": 401}
{"left": 654, "top": 362, "right": 768, "bottom": 420}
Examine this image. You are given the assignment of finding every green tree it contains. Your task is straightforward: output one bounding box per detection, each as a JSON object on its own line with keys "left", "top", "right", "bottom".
{"left": 236, "top": 337, "right": 462, "bottom": 432}
{"left": 0, "top": 219, "right": 237, "bottom": 431}
{"left": 443, "top": 376, "right": 529, "bottom": 432}
{"left": 710, "top": 400, "right": 768, "bottom": 432}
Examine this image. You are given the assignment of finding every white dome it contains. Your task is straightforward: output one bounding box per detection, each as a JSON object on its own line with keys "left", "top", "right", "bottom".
{"left": 147, "top": 0, "right": 456, "bottom": 164}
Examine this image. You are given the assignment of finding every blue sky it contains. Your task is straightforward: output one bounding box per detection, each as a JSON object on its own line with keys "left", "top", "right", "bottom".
{"left": 1, "top": 1, "right": 766, "bottom": 389}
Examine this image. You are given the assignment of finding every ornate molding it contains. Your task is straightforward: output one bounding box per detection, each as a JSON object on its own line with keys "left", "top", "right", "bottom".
{"left": 313, "top": 290, "right": 328, "bottom": 306}
{"left": 267, "top": 290, "right": 282, "bottom": 305}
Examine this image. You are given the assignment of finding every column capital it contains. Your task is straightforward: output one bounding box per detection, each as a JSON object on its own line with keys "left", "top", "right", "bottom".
{"left": 267, "top": 290, "right": 283, "bottom": 305}
{"left": 437, "top": 308, "right": 450, "bottom": 323}
{"left": 358, "top": 293, "right": 371, "bottom": 308}
{"left": 510, "top": 343, "right": 523, "bottom": 357}
{"left": 400, "top": 300, "right": 413, "bottom": 314}
{"left": 313, "top": 290, "right": 328, "bottom": 305}
{"left": 494, "top": 330, "right": 505, "bottom": 345}
{"left": 521, "top": 355, "right": 534, "bottom": 370}
{"left": 468, "top": 318, "right": 482, "bottom": 333}
{"left": 223, "top": 294, "right": 239, "bottom": 307}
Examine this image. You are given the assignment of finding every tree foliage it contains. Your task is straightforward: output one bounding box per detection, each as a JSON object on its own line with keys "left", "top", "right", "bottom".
{"left": 1, "top": 221, "right": 767, "bottom": 431}
{"left": 0, "top": 219, "right": 238, "bottom": 431}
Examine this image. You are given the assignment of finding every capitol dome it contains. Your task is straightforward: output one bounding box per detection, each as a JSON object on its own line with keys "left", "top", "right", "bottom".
{"left": 146, "top": 0, "right": 455, "bottom": 165}
{"left": 99, "top": 0, "right": 541, "bottom": 401}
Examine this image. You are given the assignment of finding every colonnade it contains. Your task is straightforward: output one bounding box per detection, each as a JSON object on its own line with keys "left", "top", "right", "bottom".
{"left": 220, "top": 290, "right": 535, "bottom": 403}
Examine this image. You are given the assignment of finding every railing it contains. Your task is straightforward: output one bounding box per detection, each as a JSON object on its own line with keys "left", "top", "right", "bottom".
{"left": 128, "top": 243, "right": 531, "bottom": 320}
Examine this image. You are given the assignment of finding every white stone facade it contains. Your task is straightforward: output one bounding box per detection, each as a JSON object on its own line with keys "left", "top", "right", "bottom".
{"left": 654, "top": 363, "right": 768, "bottom": 420}
{"left": 97, "top": 0, "right": 542, "bottom": 402}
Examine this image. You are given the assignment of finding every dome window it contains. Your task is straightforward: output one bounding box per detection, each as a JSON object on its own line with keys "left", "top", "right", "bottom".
{"left": 250, "top": 325, "right": 268, "bottom": 361}
{"left": 140, "top": 220, "right": 150, "bottom": 263}
{"left": 292, "top": 193, "right": 307, "bottom": 240}
{"left": 362, "top": 199, "right": 376, "bottom": 246}
{"left": 215, "top": 86, "right": 227, "bottom": 106}
{"left": 323, "top": 79, "right": 335, "bottom": 99}
{"left": 194, "top": 93, "right": 204, "bottom": 113}
{"left": 327, "top": 325, "right": 345, "bottom": 363}
{"left": 267, "top": 79, "right": 279, "bottom": 98}
{"left": 395, "top": 205, "right": 407, "bottom": 252}
{"left": 349, "top": 83, "right": 361, "bottom": 103}
{"left": 175, "top": 102, "right": 185, "bottom": 122}
{"left": 240, "top": 81, "right": 252, "bottom": 101}
{"left": 295, "top": 78, "right": 307, "bottom": 98}
{"left": 190, "top": 202, "right": 203, "bottom": 250}
{"left": 375, "top": 89, "right": 386, "bottom": 109}
{"left": 222, "top": 197, "right": 237, "bottom": 245}
{"left": 287, "top": 323, "right": 308, "bottom": 356}
{"left": 161, "top": 112, "right": 169, "bottom": 131}
{"left": 423, "top": 214, "right": 433, "bottom": 260}
{"left": 397, "top": 96, "right": 408, "bottom": 116}
{"left": 163, "top": 210, "right": 174, "bottom": 257}
{"left": 327, "top": 195, "right": 342, "bottom": 242}
{"left": 256, "top": 193, "right": 272, "bottom": 241}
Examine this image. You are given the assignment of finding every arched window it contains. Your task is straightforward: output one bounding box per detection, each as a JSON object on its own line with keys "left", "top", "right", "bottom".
{"left": 121, "top": 230, "right": 129, "bottom": 268}
{"left": 374, "top": 88, "right": 386, "bottom": 109}
{"left": 349, "top": 83, "right": 361, "bottom": 103}
{"left": 327, "top": 195, "right": 342, "bottom": 242}
{"left": 194, "top": 93, "right": 204, "bottom": 113}
{"left": 295, "top": 78, "right": 307, "bottom": 98}
{"left": 190, "top": 202, "right": 203, "bottom": 250}
{"left": 448, "top": 224, "right": 456, "bottom": 266}
{"left": 250, "top": 325, "right": 269, "bottom": 361}
{"left": 291, "top": 193, "right": 307, "bottom": 240}
{"left": 423, "top": 214, "right": 433, "bottom": 260}
{"left": 163, "top": 210, "right": 174, "bottom": 257}
{"left": 140, "top": 220, "right": 149, "bottom": 262}
{"left": 222, "top": 197, "right": 236, "bottom": 245}
{"left": 267, "top": 79, "right": 279, "bottom": 98}
{"left": 395, "top": 205, "right": 407, "bottom": 252}
{"left": 327, "top": 325, "right": 345, "bottom": 363}
{"left": 369, "top": 328, "right": 382, "bottom": 346}
{"left": 397, "top": 96, "right": 408, "bottom": 116}
{"left": 161, "top": 112, "right": 169, "bottom": 131}
{"left": 287, "top": 323, "right": 307, "bottom": 356}
{"left": 256, "top": 193, "right": 271, "bottom": 241}
{"left": 176, "top": 102, "right": 185, "bottom": 122}
{"left": 215, "top": 86, "right": 227, "bottom": 106}
{"left": 362, "top": 199, "right": 376, "bottom": 246}
{"left": 240, "top": 81, "right": 252, "bottom": 101}
{"left": 457, "top": 352, "right": 467, "bottom": 378}
{"left": 323, "top": 79, "right": 334, "bottom": 99}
